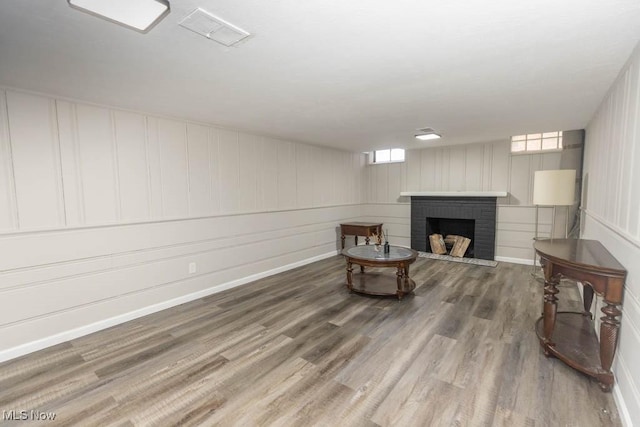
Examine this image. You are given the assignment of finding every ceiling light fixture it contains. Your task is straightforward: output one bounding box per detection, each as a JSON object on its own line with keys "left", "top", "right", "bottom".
{"left": 415, "top": 133, "right": 442, "bottom": 141}
{"left": 415, "top": 127, "right": 441, "bottom": 141}
{"left": 68, "top": 0, "right": 170, "bottom": 33}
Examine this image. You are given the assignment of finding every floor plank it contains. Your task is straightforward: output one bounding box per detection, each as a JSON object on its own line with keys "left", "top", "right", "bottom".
{"left": 0, "top": 256, "right": 622, "bottom": 426}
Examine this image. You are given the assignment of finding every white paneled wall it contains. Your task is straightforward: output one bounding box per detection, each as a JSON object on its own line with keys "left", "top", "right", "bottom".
{"left": 582, "top": 42, "right": 640, "bottom": 427}
{"left": 362, "top": 135, "right": 583, "bottom": 261}
{"left": 0, "top": 91, "right": 17, "bottom": 230}
{"left": 5, "top": 91, "right": 65, "bottom": 230}
{"left": 0, "top": 88, "right": 365, "bottom": 361}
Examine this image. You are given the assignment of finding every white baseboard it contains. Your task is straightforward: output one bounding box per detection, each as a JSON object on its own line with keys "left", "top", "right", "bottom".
{"left": 613, "top": 353, "right": 637, "bottom": 427}
{"left": 0, "top": 250, "right": 339, "bottom": 363}
{"left": 495, "top": 255, "right": 539, "bottom": 266}
{"left": 614, "top": 384, "right": 633, "bottom": 427}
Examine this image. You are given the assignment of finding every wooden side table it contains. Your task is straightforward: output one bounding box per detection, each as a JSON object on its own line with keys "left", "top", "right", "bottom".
{"left": 340, "top": 222, "right": 383, "bottom": 249}
{"left": 533, "top": 238, "right": 627, "bottom": 391}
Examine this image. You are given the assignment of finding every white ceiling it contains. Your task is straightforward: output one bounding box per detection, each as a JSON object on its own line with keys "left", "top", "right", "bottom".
{"left": 1, "top": 0, "right": 639, "bottom": 152}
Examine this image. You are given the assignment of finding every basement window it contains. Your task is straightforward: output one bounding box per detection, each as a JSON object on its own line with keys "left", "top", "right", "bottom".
{"left": 372, "top": 148, "right": 405, "bottom": 164}
{"left": 511, "top": 131, "right": 563, "bottom": 153}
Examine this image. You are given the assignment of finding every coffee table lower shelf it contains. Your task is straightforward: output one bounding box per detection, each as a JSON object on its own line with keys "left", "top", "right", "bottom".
{"left": 347, "top": 271, "right": 416, "bottom": 299}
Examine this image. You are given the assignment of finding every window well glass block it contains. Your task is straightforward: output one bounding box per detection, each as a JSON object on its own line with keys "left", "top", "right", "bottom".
{"left": 511, "top": 140, "right": 526, "bottom": 152}
{"left": 375, "top": 149, "right": 390, "bottom": 162}
{"left": 390, "top": 148, "right": 405, "bottom": 162}
{"left": 527, "top": 139, "right": 542, "bottom": 151}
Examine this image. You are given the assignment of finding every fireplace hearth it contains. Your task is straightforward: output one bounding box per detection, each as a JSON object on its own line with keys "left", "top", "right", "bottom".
{"left": 410, "top": 196, "right": 497, "bottom": 260}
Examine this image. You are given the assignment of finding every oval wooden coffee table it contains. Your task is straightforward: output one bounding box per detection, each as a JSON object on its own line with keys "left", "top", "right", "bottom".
{"left": 341, "top": 245, "right": 418, "bottom": 300}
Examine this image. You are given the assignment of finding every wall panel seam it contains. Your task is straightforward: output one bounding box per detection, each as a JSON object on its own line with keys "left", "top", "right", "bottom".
{"left": 143, "top": 115, "right": 152, "bottom": 218}
{"left": 359, "top": 218, "right": 409, "bottom": 224}
{"left": 110, "top": 109, "right": 122, "bottom": 222}
{"left": 210, "top": 127, "right": 219, "bottom": 213}
{"left": 206, "top": 127, "right": 213, "bottom": 212}
{"left": 49, "top": 99, "right": 66, "bottom": 226}
{"left": 294, "top": 143, "right": 299, "bottom": 208}
{"left": 488, "top": 143, "right": 493, "bottom": 190}
{"left": 71, "top": 103, "right": 86, "bottom": 224}
{"left": 52, "top": 100, "right": 68, "bottom": 227}
{"left": 185, "top": 122, "right": 192, "bottom": 214}
{"left": 1, "top": 90, "right": 19, "bottom": 229}
{"left": 507, "top": 149, "right": 513, "bottom": 205}
{"left": 157, "top": 119, "right": 165, "bottom": 216}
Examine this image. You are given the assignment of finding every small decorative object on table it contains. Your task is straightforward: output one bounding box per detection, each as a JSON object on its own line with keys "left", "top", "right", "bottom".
{"left": 372, "top": 232, "right": 381, "bottom": 251}
{"left": 383, "top": 229, "right": 390, "bottom": 254}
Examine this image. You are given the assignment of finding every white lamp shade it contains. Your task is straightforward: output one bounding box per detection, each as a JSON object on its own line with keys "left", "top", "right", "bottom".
{"left": 533, "top": 169, "right": 576, "bottom": 206}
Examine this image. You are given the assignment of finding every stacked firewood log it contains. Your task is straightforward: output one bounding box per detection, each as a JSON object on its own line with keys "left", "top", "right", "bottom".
{"left": 428, "top": 234, "right": 471, "bottom": 257}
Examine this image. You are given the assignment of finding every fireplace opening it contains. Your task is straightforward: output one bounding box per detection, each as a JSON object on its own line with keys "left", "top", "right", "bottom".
{"left": 426, "top": 217, "right": 475, "bottom": 257}
{"left": 410, "top": 196, "right": 496, "bottom": 260}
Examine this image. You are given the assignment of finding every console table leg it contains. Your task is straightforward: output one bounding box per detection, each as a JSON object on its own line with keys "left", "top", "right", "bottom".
{"left": 341, "top": 234, "right": 346, "bottom": 249}
{"left": 599, "top": 302, "right": 621, "bottom": 385}
{"left": 542, "top": 275, "right": 560, "bottom": 353}
{"left": 583, "top": 283, "right": 595, "bottom": 318}
{"left": 346, "top": 261, "right": 353, "bottom": 292}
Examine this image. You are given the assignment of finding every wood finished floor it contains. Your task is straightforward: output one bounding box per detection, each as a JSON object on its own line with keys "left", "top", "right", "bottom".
{"left": 0, "top": 256, "right": 622, "bottom": 426}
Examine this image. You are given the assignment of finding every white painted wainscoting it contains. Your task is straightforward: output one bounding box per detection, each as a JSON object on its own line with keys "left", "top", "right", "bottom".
{"left": 0, "top": 88, "right": 366, "bottom": 362}
{"left": 361, "top": 135, "right": 582, "bottom": 263}
{"left": 582, "top": 40, "right": 640, "bottom": 427}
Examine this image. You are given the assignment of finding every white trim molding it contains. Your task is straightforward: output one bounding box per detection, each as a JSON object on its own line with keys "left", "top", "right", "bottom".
{"left": 400, "top": 191, "right": 508, "bottom": 197}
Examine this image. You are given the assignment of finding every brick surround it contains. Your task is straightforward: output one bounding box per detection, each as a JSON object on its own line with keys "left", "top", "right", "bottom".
{"left": 410, "top": 196, "right": 497, "bottom": 260}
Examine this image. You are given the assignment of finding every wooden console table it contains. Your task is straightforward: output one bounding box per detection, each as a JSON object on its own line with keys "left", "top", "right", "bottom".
{"left": 340, "top": 222, "right": 383, "bottom": 249}
{"left": 534, "top": 238, "right": 627, "bottom": 391}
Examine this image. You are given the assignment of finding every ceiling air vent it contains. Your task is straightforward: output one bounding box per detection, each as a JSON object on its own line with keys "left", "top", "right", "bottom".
{"left": 179, "top": 8, "right": 251, "bottom": 47}
{"left": 417, "top": 127, "right": 436, "bottom": 134}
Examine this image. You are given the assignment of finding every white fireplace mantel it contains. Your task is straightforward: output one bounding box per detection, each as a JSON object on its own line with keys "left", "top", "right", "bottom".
{"left": 400, "top": 191, "right": 508, "bottom": 197}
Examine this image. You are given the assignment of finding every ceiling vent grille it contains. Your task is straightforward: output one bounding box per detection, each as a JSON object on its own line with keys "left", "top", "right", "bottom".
{"left": 417, "top": 127, "right": 436, "bottom": 134}
{"left": 179, "top": 8, "right": 250, "bottom": 47}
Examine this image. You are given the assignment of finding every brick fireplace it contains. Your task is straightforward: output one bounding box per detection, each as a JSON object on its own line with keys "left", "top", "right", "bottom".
{"left": 409, "top": 195, "right": 498, "bottom": 260}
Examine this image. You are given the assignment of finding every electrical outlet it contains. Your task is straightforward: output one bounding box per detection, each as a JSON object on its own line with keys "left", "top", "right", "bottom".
{"left": 188, "top": 262, "right": 197, "bottom": 274}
